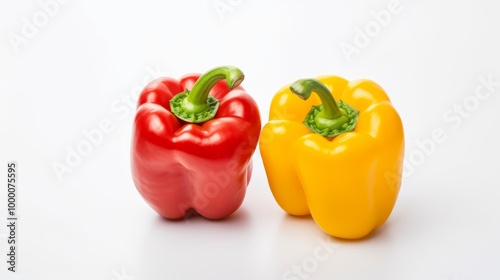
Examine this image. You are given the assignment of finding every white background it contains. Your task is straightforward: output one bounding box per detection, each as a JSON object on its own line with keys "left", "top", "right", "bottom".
{"left": 1, "top": 0, "right": 500, "bottom": 279}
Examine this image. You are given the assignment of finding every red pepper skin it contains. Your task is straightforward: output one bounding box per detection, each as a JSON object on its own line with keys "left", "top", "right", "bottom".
{"left": 131, "top": 74, "right": 261, "bottom": 220}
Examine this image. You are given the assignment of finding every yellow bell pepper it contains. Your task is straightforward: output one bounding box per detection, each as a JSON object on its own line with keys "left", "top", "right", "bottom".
{"left": 259, "top": 76, "right": 404, "bottom": 239}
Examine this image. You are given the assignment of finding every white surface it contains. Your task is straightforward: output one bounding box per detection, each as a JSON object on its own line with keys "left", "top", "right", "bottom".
{"left": 1, "top": 0, "right": 500, "bottom": 279}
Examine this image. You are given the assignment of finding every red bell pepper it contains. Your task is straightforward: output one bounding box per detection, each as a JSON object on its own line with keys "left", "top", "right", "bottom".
{"left": 131, "top": 66, "right": 261, "bottom": 219}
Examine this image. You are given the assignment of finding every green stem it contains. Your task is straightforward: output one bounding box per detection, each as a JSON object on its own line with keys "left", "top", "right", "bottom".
{"left": 290, "top": 79, "right": 343, "bottom": 119}
{"left": 290, "top": 79, "right": 359, "bottom": 138}
{"left": 170, "top": 66, "right": 244, "bottom": 123}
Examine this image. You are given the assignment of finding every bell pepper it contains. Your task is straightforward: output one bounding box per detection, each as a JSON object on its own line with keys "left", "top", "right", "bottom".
{"left": 259, "top": 76, "right": 404, "bottom": 239}
{"left": 131, "top": 66, "right": 261, "bottom": 220}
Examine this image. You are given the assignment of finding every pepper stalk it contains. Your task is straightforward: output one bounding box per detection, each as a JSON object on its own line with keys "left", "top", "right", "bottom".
{"left": 290, "top": 79, "right": 359, "bottom": 137}
{"left": 170, "top": 66, "right": 244, "bottom": 123}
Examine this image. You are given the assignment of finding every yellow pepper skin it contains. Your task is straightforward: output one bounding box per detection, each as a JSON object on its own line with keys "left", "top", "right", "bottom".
{"left": 259, "top": 76, "right": 404, "bottom": 239}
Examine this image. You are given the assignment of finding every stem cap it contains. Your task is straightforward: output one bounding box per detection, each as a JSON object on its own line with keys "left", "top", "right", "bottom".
{"left": 303, "top": 101, "right": 358, "bottom": 137}
{"left": 290, "top": 78, "right": 359, "bottom": 138}
{"left": 170, "top": 66, "right": 244, "bottom": 123}
{"left": 170, "top": 93, "right": 219, "bottom": 123}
